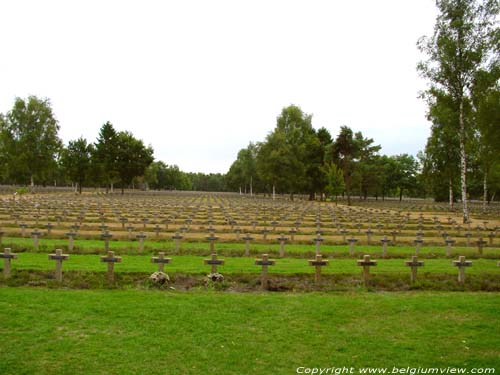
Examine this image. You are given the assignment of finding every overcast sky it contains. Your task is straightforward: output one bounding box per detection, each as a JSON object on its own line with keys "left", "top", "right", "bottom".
{"left": 0, "top": 0, "right": 437, "bottom": 173}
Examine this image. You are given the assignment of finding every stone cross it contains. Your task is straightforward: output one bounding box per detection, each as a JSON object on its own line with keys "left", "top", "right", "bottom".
{"left": 414, "top": 238, "right": 424, "bottom": 256}
{"left": 476, "top": 238, "right": 487, "bottom": 255}
{"left": 380, "top": 236, "right": 391, "bottom": 258}
{"left": 452, "top": 255, "right": 472, "bottom": 284}
{"left": 45, "top": 223, "right": 53, "bottom": 236}
{"left": 390, "top": 230, "right": 398, "bottom": 245}
{"left": 172, "top": 233, "right": 183, "bottom": 253}
{"left": 445, "top": 237, "right": 455, "bottom": 256}
{"left": 206, "top": 235, "right": 219, "bottom": 253}
{"left": 48, "top": 249, "right": 69, "bottom": 282}
{"left": 365, "top": 228, "right": 373, "bottom": 245}
{"left": 242, "top": 234, "right": 254, "bottom": 257}
{"left": 357, "top": 254, "right": 377, "bottom": 286}
{"left": 66, "top": 231, "right": 77, "bottom": 252}
{"left": 154, "top": 224, "right": 161, "bottom": 237}
{"left": 101, "top": 231, "right": 113, "bottom": 252}
{"left": 126, "top": 225, "right": 135, "bottom": 239}
{"left": 0, "top": 248, "right": 17, "bottom": 278}
{"left": 20, "top": 223, "right": 27, "bottom": 237}
{"left": 288, "top": 228, "right": 297, "bottom": 241}
{"left": 31, "top": 229, "right": 42, "bottom": 251}
{"left": 313, "top": 234, "right": 323, "bottom": 255}
{"left": 308, "top": 254, "right": 329, "bottom": 283}
{"left": 261, "top": 227, "right": 269, "bottom": 240}
{"left": 136, "top": 232, "right": 147, "bottom": 253}
{"left": 488, "top": 231, "right": 495, "bottom": 246}
{"left": 339, "top": 229, "right": 348, "bottom": 243}
{"left": 277, "top": 234, "right": 288, "bottom": 257}
{"left": 465, "top": 232, "right": 472, "bottom": 247}
{"left": 151, "top": 252, "right": 172, "bottom": 272}
{"left": 234, "top": 227, "right": 241, "bottom": 241}
{"left": 405, "top": 255, "right": 424, "bottom": 283}
{"left": 119, "top": 216, "right": 128, "bottom": 229}
{"left": 204, "top": 253, "right": 224, "bottom": 274}
{"left": 255, "top": 254, "right": 275, "bottom": 290}
{"left": 347, "top": 237, "right": 358, "bottom": 256}
{"left": 100, "top": 250, "right": 122, "bottom": 281}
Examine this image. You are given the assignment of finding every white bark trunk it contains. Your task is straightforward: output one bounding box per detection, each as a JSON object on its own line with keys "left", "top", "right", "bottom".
{"left": 449, "top": 177, "right": 454, "bottom": 210}
{"left": 459, "top": 98, "right": 469, "bottom": 223}
{"left": 272, "top": 185, "right": 275, "bottom": 200}
{"left": 483, "top": 172, "right": 487, "bottom": 213}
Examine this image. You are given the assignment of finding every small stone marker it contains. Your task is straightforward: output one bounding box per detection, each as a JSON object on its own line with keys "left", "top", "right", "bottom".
{"left": 390, "top": 230, "right": 398, "bottom": 245}
{"left": 126, "top": 225, "right": 134, "bottom": 239}
{"left": 357, "top": 254, "right": 377, "bottom": 286}
{"left": 261, "top": 227, "right": 269, "bottom": 240}
{"left": 255, "top": 253, "right": 275, "bottom": 290}
{"left": 476, "top": 238, "right": 487, "bottom": 255}
{"left": 340, "top": 229, "right": 348, "bottom": 243}
{"left": 308, "top": 254, "right": 329, "bottom": 283}
{"left": 313, "top": 234, "right": 323, "bottom": 255}
{"left": 452, "top": 255, "right": 472, "bottom": 284}
{"left": 172, "top": 233, "right": 183, "bottom": 253}
{"left": 347, "top": 237, "right": 358, "bottom": 256}
{"left": 365, "top": 229, "right": 373, "bottom": 245}
{"left": 414, "top": 238, "right": 424, "bottom": 255}
{"left": 445, "top": 237, "right": 455, "bottom": 256}
{"left": 465, "top": 232, "right": 472, "bottom": 247}
{"left": 48, "top": 249, "right": 69, "bottom": 282}
{"left": 488, "top": 231, "right": 495, "bottom": 246}
{"left": 45, "top": 223, "right": 53, "bottom": 236}
{"left": 66, "top": 231, "right": 77, "bottom": 251}
{"left": 277, "top": 234, "right": 288, "bottom": 257}
{"left": 20, "top": 223, "right": 27, "bottom": 237}
{"left": 136, "top": 232, "right": 147, "bottom": 253}
{"left": 242, "top": 234, "right": 254, "bottom": 256}
{"left": 101, "top": 231, "right": 113, "bottom": 251}
{"left": 151, "top": 252, "right": 172, "bottom": 272}
{"left": 31, "top": 229, "right": 42, "bottom": 250}
{"left": 288, "top": 228, "right": 297, "bottom": 241}
{"left": 0, "top": 248, "right": 17, "bottom": 278}
{"left": 405, "top": 255, "right": 424, "bottom": 283}
{"left": 100, "top": 250, "right": 122, "bottom": 281}
{"left": 380, "top": 236, "right": 391, "bottom": 258}
{"left": 204, "top": 253, "right": 224, "bottom": 274}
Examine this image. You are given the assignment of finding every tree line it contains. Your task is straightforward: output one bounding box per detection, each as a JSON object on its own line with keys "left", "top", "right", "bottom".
{"left": 0, "top": 96, "right": 226, "bottom": 193}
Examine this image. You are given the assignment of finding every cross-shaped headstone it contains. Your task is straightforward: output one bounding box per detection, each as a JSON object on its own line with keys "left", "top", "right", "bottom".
{"left": 204, "top": 253, "right": 224, "bottom": 274}
{"left": 313, "top": 234, "right": 323, "bottom": 255}
{"left": 405, "top": 255, "right": 424, "bottom": 283}
{"left": 19, "top": 223, "right": 27, "bottom": 237}
{"left": 100, "top": 250, "right": 122, "bottom": 282}
{"left": 261, "top": 227, "right": 269, "bottom": 240}
{"left": 277, "top": 234, "right": 288, "bottom": 257}
{"left": 48, "top": 249, "right": 69, "bottom": 282}
{"left": 308, "top": 254, "right": 329, "bottom": 283}
{"left": 45, "top": 223, "right": 53, "bottom": 236}
{"left": 206, "top": 235, "right": 219, "bottom": 253}
{"left": 288, "top": 228, "right": 297, "bottom": 241}
{"left": 242, "top": 234, "right": 254, "bottom": 257}
{"left": 136, "top": 232, "right": 147, "bottom": 253}
{"left": 452, "top": 255, "right": 472, "bottom": 284}
{"left": 390, "top": 230, "right": 398, "bottom": 245}
{"left": 445, "top": 237, "right": 455, "bottom": 256}
{"left": 0, "top": 248, "right": 17, "bottom": 278}
{"left": 414, "top": 238, "right": 424, "bottom": 256}
{"left": 464, "top": 232, "right": 472, "bottom": 247}
{"left": 172, "top": 233, "right": 183, "bottom": 253}
{"left": 255, "top": 253, "right": 275, "bottom": 290}
{"left": 66, "top": 231, "right": 77, "bottom": 252}
{"left": 151, "top": 251, "right": 172, "bottom": 272}
{"left": 347, "top": 237, "right": 358, "bottom": 257}
{"left": 488, "top": 231, "right": 495, "bottom": 246}
{"left": 365, "top": 228, "right": 373, "bottom": 245}
{"left": 101, "top": 231, "right": 113, "bottom": 252}
{"left": 476, "top": 237, "right": 487, "bottom": 255}
{"left": 31, "top": 229, "right": 42, "bottom": 251}
{"left": 380, "top": 236, "right": 391, "bottom": 258}
{"left": 357, "top": 254, "right": 377, "bottom": 286}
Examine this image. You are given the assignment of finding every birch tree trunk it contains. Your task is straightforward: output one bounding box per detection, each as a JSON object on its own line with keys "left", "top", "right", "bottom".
{"left": 483, "top": 172, "right": 487, "bottom": 213}
{"left": 449, "top": 177, "right": 454, "bottom": 210}
{"left": 459, "top": 98, "right": 469, "bottom": 223}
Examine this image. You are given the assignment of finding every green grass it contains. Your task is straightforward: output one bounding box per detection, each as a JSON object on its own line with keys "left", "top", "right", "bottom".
{"left": 3, "top": 236, "right": 500, "bottom": 259}
{"left": 0, "top": 288, "right": 498, "bottom": 374}
{"left": 5, "top": 252, "right": 500, "bottom": 275}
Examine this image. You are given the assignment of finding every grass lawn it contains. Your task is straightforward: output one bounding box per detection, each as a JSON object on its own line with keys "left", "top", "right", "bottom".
{"left": 3, "top": 236, "right": 500, "bottom": 258}
{"left": 0, "top": 288, "right": 498, "bottom": 374}
{"left": 6, "top": 252, "right": 500, "bottom": 275}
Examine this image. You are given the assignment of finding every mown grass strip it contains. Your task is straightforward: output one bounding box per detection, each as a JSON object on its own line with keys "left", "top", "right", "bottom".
{"left": 0, "top": 288, "right": 498, "bottom": 374}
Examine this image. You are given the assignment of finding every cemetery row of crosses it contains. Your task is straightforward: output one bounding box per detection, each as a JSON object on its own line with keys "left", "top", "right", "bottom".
{"left": 1, "top": 192, "right": 499, "bottom": 290}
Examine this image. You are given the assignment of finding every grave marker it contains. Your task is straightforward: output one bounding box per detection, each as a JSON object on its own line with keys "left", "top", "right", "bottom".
{"left": 452, "top": 255, "right": 472, "bottom": 284}
{"left": 308, "top": 254, "right": 329, "bottom": 283}
{"left": 357, "top": 254, "right": 377, "bottom": 286}
{"left": 242, "top": 234, "right": 254, "bottom": 256}
{"left": 255, "top": 254, "right": 275, "bottom": 290}
{"left": 48, "top": 249, "right": 69, "bottom": 282}
{"left": 151, "top": 252, "right": 172, "bottom": 272}
{"left": 100, "top": 250, "right": 122, "bottom": 281}
{"left": 277, "top": 234, "right": 288, "bottom": 257}
{"left": 405, "top": 255, "right": 424, "bottom": 283}
{"left": 204, "top": 253, "right": 224, "bottom": 274}
{"left": 0, "top": 248, "right": 17, "bottom": 278}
